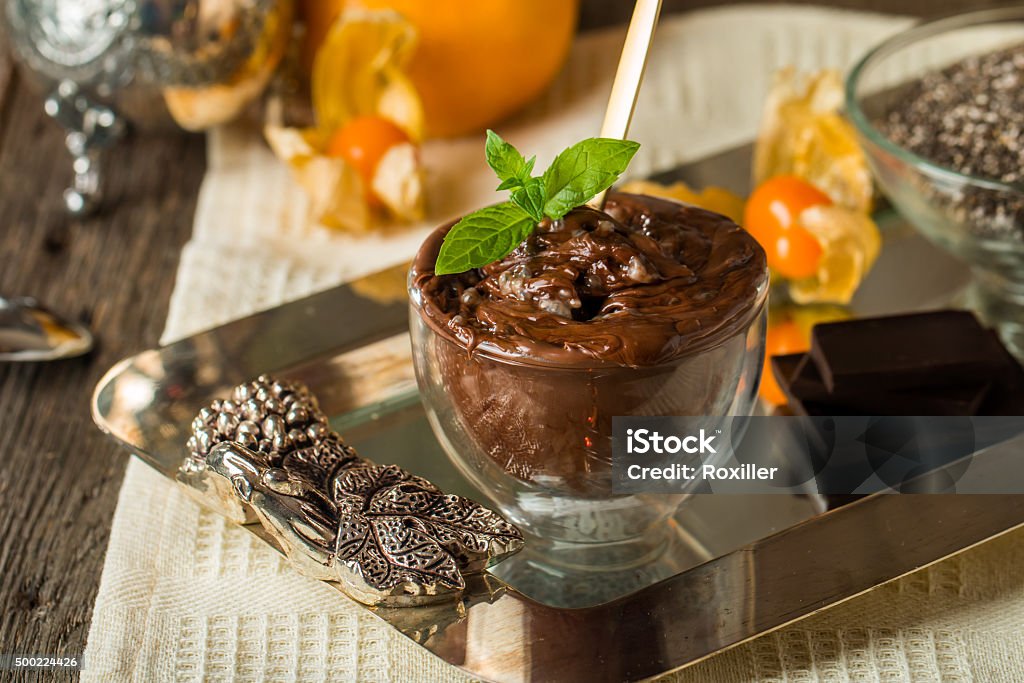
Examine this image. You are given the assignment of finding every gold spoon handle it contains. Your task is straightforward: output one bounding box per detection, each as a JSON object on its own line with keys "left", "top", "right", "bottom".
{"left": 588, "top": 0, "right": 664, "bottom": 210}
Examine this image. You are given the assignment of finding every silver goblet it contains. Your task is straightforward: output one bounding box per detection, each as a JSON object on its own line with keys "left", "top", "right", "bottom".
{"left": 1, "top": 0, "right": 292, "bottom": 214}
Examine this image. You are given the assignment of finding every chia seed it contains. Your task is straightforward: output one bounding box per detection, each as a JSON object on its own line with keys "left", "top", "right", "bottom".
{"left": 877, "top": 42, "right": 1024, "bottom": 240}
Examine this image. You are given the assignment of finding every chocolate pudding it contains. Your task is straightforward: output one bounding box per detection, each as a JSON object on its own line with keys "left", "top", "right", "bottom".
{"left": 410, "top": 193, "right": 768, "bottom": 528}
{"left": 413, "top": 193, "right": 767, "bottom": 367}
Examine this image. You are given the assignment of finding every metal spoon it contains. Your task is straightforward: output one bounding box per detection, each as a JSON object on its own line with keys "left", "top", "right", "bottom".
{"left": 588, "top": 0, "right": 663, "bottom": 211}
{"left": 0, "top": 296, "right": 94, "bottom": 361}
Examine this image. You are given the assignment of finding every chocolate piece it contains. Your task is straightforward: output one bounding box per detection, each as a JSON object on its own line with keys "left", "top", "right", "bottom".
{"left": 774, "top": 313, "right": 1015, "bottom": 417}
{"left": 809, "top": 311, "right": 999, "bottom": 394}
{"left": 787, "top": 400, "right": 859, "bottom": 418}
{"left": 770, "top": 353, "right": 803, "bottom": 385}
{"left": 784, "top": 352, "right": 992, "bottom": 416}
{"left": 871, "top": 381, "right": 991, "bottom": 416}
{"left": 772, "top": 353, "right": 863, "bottom": 416}
{"left": 770, "top": 353, "right": 806, "bottom": 407}
{"left": 787, "top": 355, "right": 830, "bottom": 404}
{"left": 978, "top": 331, "right": 1024, "bottom": 415}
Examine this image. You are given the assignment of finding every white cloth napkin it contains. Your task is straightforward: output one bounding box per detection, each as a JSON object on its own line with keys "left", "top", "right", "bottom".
{"left": 84, "top": 6, "right": 1024, "bottom": 681}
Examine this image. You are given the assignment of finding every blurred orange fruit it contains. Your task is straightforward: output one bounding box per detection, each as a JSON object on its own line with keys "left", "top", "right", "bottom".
{"left": 301, "top": 0, "right": 578, "bottom": 138}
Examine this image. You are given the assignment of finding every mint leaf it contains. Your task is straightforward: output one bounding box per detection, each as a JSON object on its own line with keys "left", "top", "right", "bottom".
{"left": 435, "top": 202, "right": 536, "bottom": 275}
{"left": 510, "top": 177, "right": 547, "bottom": 222}
{"left": 495, "top": 177, "right": 522, "bottom": 192}
{"left": 485, "top": 130, "right": 535, "bottom": 191}
{"left": 434, "top": 132, "right": 640, "bottom": 273}
{"left": 541, "top": 138, "right": 641, "bottom": 219}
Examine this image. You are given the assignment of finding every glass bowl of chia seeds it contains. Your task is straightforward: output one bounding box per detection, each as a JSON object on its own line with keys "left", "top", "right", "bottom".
{"left": 846, "top": 7, "right": 1024, "bottom": 356}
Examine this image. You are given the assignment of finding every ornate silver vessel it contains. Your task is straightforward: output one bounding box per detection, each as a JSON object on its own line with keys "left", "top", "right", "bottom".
{"left": 181, "top": 376, "right": 525, "bottom": 607}
{"left": 2, "top": 0, "right": 292, "bottom": 213}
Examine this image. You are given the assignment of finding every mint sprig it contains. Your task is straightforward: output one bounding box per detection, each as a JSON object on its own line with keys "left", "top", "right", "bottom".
{"left": 541, "top": 139, "right": 641, "bottom": 219}
{"left": 486, "top": 129, "right": 535, "bottom": 192}
{"left": 432, "top": 203, "right": 536, "bottom": 276}
{"left": 434, "top": 131, "right": 640, "bottom": 275}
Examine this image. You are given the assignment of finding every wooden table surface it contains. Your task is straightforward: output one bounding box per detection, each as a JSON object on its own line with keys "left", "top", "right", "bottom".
{"left": 0, "top": 1, "right": 1006, "bottom": 679}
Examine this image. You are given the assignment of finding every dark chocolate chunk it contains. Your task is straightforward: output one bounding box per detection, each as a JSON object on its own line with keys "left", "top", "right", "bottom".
{"left": 978, "top": 331, "right": 1024, "bottom": 416}
{"left": 769, "top": 353, "right": 802, "bottom": 409}
{"left": 809, "top": 311, "right": 999, "bottom": 394}
{"left": 773, "top": 314, "right": 1023, "bottom": 416}
{"left": 774, "top": 350, "right": 993, "bottom": 417}
{"left": 872, "top": 382, "right": 991, "bottom": 416}
{"left": 769, "top": 353, "right": 804, "bottom": 392}
{"left": 793, "top": 353, "right": 991, "bottom": 416}
{"left": 787, "top": 355, "right": 830, "bottom": 404}
{"left": 772, "top": 353, "right": 858, "bottom": 416}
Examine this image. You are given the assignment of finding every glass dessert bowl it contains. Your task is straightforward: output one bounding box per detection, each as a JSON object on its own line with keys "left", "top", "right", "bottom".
{"left": 846, "top": 7, "right": 1024, "bottom": 357}
{"left": 409, "top": 192, "right": 769, "bottom": 577}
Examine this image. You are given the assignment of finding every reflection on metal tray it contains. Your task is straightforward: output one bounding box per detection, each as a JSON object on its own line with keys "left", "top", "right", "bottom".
{"left": 92, "top": 144, "right": 1024, "bottom": 683}
{"left": 340, "top": 400, "right": 826, "bottom": 609}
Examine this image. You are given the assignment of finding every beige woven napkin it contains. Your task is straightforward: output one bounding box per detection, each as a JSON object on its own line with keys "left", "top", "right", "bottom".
{"left": 83, "top": 6, "right": 1024, "bottom": 681}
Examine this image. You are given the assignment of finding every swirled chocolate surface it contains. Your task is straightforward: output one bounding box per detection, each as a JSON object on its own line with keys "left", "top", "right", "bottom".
{"left": 412, "top": 193, "right": 768, "bottom": 367}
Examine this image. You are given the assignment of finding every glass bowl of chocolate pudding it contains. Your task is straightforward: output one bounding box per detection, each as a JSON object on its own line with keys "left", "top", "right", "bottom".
{"left": 409, "top": 193, "right": 769, "bottom": 572}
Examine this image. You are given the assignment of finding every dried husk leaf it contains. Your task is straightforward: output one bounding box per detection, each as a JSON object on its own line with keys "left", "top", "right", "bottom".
{"left": 619, "top": 179, "right": 745, "bottom": 223}
{"left": 312, "top": 8, "right": 424, "bottom": 141}
{"left": 263, "top": 9, "right": 425, "bottom": 231}
{"left": 372, "top": 143, "right": 424, "bottom": 222}
{"left": 789, "top": 204, "right": 881, "bottom": 305}
{"left": 264, "top": 124, "right": 370, "bottom": 232}
{"left": 753, "top": 68, "right": 873, "bottom": 213}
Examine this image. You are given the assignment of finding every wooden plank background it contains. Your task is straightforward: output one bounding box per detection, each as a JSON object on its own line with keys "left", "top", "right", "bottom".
{"left": 0, "top": 47, "right": 206, "bottom": 681}
{"left": 0, "top": 1, "right": 1006, "bottom": 679}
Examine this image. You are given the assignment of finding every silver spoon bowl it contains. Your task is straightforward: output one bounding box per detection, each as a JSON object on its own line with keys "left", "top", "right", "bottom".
{"left": 0, "top": 297, "right": 94, "bottom": 362}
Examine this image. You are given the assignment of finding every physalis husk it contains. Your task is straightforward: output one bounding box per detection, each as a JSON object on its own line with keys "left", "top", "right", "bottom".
{"left": 788, "top": 204, "right": 881, "bottom": 305}
{"left": 264, "top": 9, "right": 425, "bottom": 232}
{"left": 753, "top": 68, "right": 873, "bottom": 214}
{"left": 618, "top": 179, "right": 745, "bottom": 224}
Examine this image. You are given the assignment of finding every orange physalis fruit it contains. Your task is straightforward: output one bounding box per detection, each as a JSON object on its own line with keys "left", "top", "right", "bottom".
{"left": 327, "top": 115, "right": 411, "bottom": 204}
{"left": 264, "top": 9, "right": 425, "bottom": 231}
{"left": 744, "top": 175, "right": 830, "bottom": 280}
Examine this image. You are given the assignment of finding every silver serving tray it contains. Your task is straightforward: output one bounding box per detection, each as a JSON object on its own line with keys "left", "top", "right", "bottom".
{"left": 92, "top": 145, "right": 1024, "bottom": 682}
